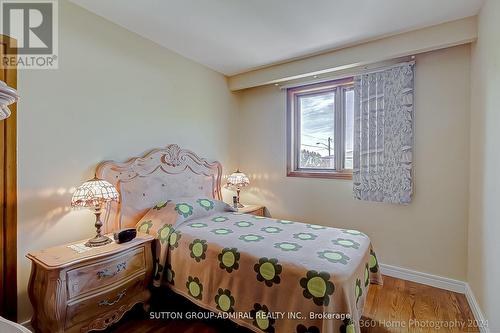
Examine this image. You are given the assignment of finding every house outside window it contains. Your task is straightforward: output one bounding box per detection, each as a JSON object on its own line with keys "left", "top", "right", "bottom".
{"left": 286, "top": 77, "right": 354, "bottom": 179}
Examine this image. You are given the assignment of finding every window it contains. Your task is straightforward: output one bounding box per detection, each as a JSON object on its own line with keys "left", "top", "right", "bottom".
{"left": 286, "top": 78, "right": 354, "bottom": 179}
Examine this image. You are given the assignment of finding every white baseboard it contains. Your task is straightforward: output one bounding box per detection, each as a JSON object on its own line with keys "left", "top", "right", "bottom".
{"left": 380, "top": 263, "right": 490, "bottom": 333}
{"left": 464, "top": 283, "right": 491, "bottom": 333}
{"left": 380, "top": 263, "right": 466, "bottom": 293}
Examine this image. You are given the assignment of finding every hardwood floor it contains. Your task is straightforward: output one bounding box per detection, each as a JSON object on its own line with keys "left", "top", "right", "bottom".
{"left": 361, "top": 276, "right": 479, "bottom": 333}
{"left": 105, "top": 276, "right": 479, "bottom": 333}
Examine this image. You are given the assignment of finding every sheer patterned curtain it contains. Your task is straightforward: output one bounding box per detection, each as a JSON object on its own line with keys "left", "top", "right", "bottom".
{"left": 353, "top": 62, "right": 414, "bottom": 204}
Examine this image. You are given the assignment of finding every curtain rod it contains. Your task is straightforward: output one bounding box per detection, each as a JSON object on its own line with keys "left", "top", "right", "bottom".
{"left": 358, "top": 60, "right": 415, "bottom": 76}
{"left": 279, "top": 57, "right": 415, "bottom": 90}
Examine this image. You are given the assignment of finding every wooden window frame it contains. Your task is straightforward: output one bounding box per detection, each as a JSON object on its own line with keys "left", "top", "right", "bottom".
{"left": 286, "top": 78, "right": 353, "bottom": 180}
{"left": 0, "top": 34, "right": 17, "bottom": 321}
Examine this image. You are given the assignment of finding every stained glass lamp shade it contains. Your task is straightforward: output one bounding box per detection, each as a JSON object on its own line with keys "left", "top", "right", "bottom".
{"left": 227, "top": 170, "right": 250, "bottom": 208}
{"left": 71, "top": 177, "right": 119, "bottom": 247}
{"left": 0, "top": 80, "right": 19, "bottom": 121}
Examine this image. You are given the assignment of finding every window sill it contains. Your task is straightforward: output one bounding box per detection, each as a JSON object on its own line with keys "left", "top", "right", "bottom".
{"left": 287, "top": 170, "right": 353, "bottom": 180}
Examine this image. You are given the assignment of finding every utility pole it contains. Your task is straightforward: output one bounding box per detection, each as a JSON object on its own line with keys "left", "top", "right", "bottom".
{"left": 316, "top": 137, "right": 333, "bottom": 156}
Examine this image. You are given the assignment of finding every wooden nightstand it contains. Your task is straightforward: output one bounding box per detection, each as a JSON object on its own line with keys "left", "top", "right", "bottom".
{"left": 238, "top": 204, "right": 265, "bottom": 217}
{"left": 26, "top": 233, "right": 154, "bottom": 333}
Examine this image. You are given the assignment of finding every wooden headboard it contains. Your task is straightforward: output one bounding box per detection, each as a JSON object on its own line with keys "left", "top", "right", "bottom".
{"left": 95, "top": 144, "right": 222, "bottom": 232}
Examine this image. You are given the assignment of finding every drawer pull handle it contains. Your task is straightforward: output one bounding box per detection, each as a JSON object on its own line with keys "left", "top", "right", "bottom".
{"left": 97, "top": 262, "right": 127, "bottom": 279}
{"left": 98, "top": 290, "right": 126, "bottom": 307}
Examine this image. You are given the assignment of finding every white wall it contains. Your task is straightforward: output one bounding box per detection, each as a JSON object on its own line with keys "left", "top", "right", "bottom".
{"left": 468, "top": 0, "right": 500, "bottom": 330}
{"left": 16, "top": 1, "right": 238, "bottom": 322}
{"left": 238, "top": 45, "right": 471, "bottom": 281}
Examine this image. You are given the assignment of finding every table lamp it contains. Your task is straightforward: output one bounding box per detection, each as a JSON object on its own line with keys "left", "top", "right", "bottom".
{"left": 71, "top": 177, "right": 119, "bottom": 247}
{"left": 227, "top": 169, "right": 250, "bottom": 208}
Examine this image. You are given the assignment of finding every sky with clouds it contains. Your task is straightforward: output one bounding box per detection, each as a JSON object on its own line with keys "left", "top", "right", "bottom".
{"left": 299, "top": 90, "right": 353, "bottom": 159}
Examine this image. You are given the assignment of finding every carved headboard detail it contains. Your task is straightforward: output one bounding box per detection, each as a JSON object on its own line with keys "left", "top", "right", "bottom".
{"left": 95, "top": 144, "right": 222, "bottom": 232}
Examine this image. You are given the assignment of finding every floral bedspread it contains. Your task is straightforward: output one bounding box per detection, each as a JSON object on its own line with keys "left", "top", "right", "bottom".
{"left": 136, "top": 198, "right": 382, "bottom": 333}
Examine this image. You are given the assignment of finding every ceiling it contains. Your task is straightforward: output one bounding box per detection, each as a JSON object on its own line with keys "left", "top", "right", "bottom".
{"left": 70, "top": 0, "right": 483, "bottom": 76}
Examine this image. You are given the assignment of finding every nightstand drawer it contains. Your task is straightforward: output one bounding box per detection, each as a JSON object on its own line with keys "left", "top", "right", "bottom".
{"left": 65, "top": 274, "right": 146, "bottom": 329}
{"left": 66, "top": 246, "right": 146, "bottom": 299}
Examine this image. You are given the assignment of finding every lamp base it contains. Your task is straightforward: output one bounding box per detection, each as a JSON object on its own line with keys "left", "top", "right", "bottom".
{"left": 85, "top": 235, "right": 113, "bottom": 247}
{"left": 236, "top": 189, "right": 244, "bottom": 208}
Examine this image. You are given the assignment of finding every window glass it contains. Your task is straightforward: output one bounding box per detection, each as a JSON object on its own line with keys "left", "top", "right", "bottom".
{"left": 286, "top": 78, "right": 354, "bottom": 179}
{"left": 299, "top": 92, "right": 335, "bottom": 169}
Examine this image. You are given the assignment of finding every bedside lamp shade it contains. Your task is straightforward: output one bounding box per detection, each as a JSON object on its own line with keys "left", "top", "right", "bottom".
{"left": 71, "top": 177, "right": 119, "bottom": 247}
{"left": 227, "top": 170, "right": 250, "bottom": 188}
{"left": 71, "top": 177, "right": 119, "bottom": 208}
{"left": 227, "top": 170, "right": 249, "bottom": 208}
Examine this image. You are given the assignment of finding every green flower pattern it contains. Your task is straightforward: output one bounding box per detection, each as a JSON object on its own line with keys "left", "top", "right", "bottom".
{"left": 218, "top": 248, "right": 240, "bottom": 273}
{"left": 153, "top": 201, "right": 169, "bottom": 210}
{"left": 300, "top": 270, "right": 335, "bottom": 306}
{"left": 355, "top": 278, "right": 362, "bottom": 306}
{"left": 274, "top": 242, "right": 302, "bottom": 252}
{"left": 254, "top": 258, "right": 282, "bottom": 287}
{"left": 168, "top": 230, "right": 181, "bottom": 250}
{"left": 196, "top": 198, "right": 215, "bottom": 211}
{"left": 153, "top": 257, "right": 163, "bottom": 281}
{"left": 188, "top": 222, "right": 208, "bottom": 228}
{"left": 234, "top": 221, "right": 254, "bottom": 228}
{"left": 306, "top": 224, "right": 326, "bottom": 230}
{"left": 175, "top": 203, "right": 194, "bottom": 218}
{"left": 317, "top": 250, "right": 350, "bottom": 264}
{"left": 341, "top": 229, "right": 366, "bottom": 237}
{"left": 239, "top": 234, "right": 265, "bottom": 242}
{"left": 332, "top": 238, "right": 360, "bottom": 249}
{"left": 260, "top": 226, "right": 283, "bottom": 234}
{"left": 276, "top": 219, "right": 294, "bottom": 225}
{"left": 215, "top": 288, "right": 235, "bottom": 312}
{"left": 157, "top": 224, "right": 173, "bottom": 244}
{"left": 369, "top": 249, "right": 379, "bottom": 273}
{"left": 189, "top": 239, "right": 207, "bottom": 262}
{"left": 250, "top": 303, "right": 275, "bottom": 333}
{"left": 212, "top": 216, "right": 229, "bottom": 223}
{"left": 340, "top": 319, "right": 355, "bottom": 333}
{"left": 364, "top": 263, "right": 370, "bottom": 287}
{"left": 211, "top": 228, "right": 234, "bottom": 235}
{"left": 293, "top": 232, "right": 318, "bottom": 241}
{"left": 137, "top": 220, "right": 153, "bottom": 234}
{"left": 165, "top": 264, "right": 175, "bottom": 285}
{"left": 186, "top": 276, "right": 203, "bottom": 300}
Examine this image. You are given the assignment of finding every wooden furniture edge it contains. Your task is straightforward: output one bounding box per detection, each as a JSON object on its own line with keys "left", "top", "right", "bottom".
{"left": 0, "top": 34, "right": 17, "bottom": 321}
{"left": 26, "top": 234, "right": 154, "bottom": 270}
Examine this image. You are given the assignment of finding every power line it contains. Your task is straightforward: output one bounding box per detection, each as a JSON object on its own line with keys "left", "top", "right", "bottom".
{"left": 301, "top": 133, "right": 324, "bottom": 141}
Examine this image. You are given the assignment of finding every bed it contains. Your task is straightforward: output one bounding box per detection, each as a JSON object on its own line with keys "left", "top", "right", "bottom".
{"left": 96, "top": 144, "right": 382, "bottom": 333}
